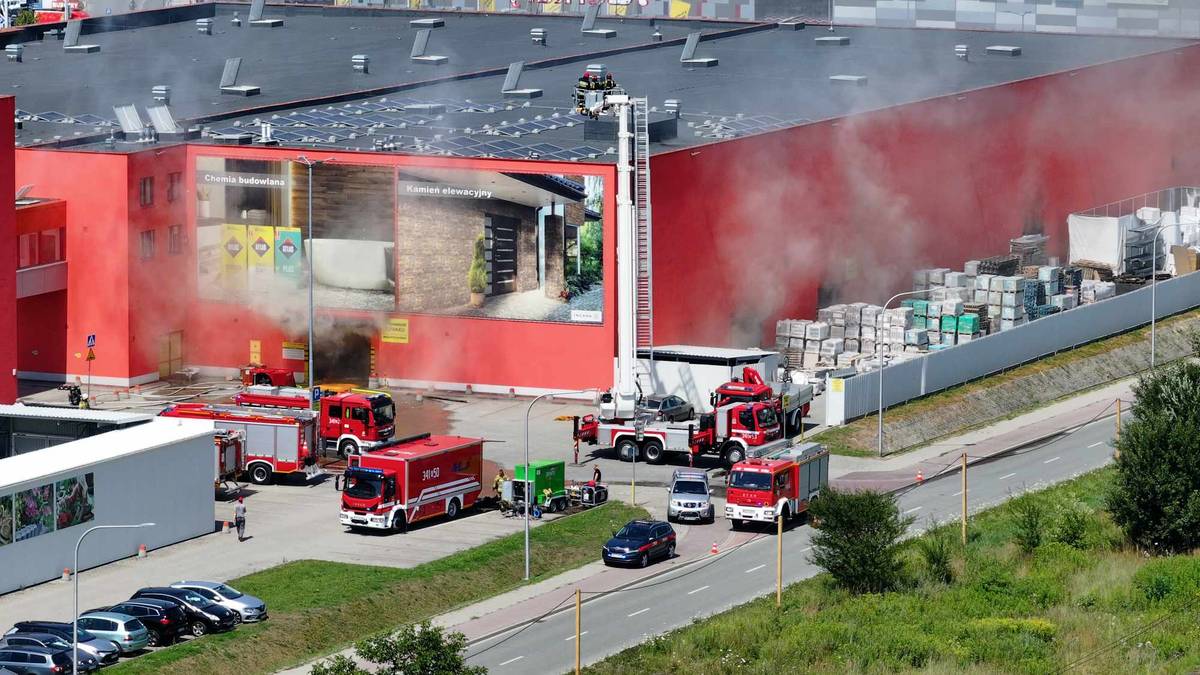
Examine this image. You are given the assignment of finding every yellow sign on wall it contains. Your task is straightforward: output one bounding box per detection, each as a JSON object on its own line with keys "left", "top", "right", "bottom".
{"left": 670, "top": 0, "right": 691, "bottom": 17}
{"left": 250, "top": 340, "right": 262, "bottom": 366}
{"left": 220, "top": 224, "right": 248, "bottom": 291}
{"left": 831, "top": 379, "right": 844, "bottom": 393}
{"left": 382, "top": 319, "right": 410, "bottom": 344}
{"left": 282, "top": 341, "right": 308, "bottom": 361}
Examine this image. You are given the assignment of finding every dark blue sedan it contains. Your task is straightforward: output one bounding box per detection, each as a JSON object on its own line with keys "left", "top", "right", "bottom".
{"left": 602, "top": 519, "right": 676, "bottom": 568}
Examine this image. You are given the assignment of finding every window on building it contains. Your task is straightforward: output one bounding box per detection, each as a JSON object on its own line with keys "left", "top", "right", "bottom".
{"left": 168, "top": 224, "right": 183, "bottom": 255}
{"left": 140, "top": 230, "right": 156, "bottom": 260}
{"left": 167, "top": 172, "right": 182, "bottom": 202}
{"left": 39, "top": 227, "right": 63, "bottom": 264}
{"left": 139, "top": 177, "right": 154, "bottom": 207}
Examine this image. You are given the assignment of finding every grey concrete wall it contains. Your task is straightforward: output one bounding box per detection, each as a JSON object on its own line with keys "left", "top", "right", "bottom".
{"left": 0, "top": 433, "right": 214, "bottom": 596}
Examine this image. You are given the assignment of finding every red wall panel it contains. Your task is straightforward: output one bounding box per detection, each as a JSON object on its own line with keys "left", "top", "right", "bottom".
{"left": 15, "top": 147, "right": 131, "bottom": 380}
{"left": 0, "top": 97, "right": 15, "bottom": 401}
{"left": 17, "top": 291, "right": 67, "bottom": 376}
{"left": 650, "top": 43, "right": 1200, "bottom": 348}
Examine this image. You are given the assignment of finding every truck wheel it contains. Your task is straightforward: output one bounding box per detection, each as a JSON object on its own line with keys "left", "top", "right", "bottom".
{"left": 616, "top": 438, "right": 639, "bottom": 462}
{"left": 249, "top": 464, "right": 273, "bottom": 485}
{"left": 730, "top": 518, "right": 743, "bottom": 530}
{"left": 643, "top": 440, "right": 665, "bottom": 465}
{"left": 723, "top": 443, "right": 745, "bottom": 466}
{"left": 338, "top": 439, "right": 359, "bottom": 458}
{"left": 780, "top": 504, "right": 791, "bottom": 524}
{"left": 393, "top": 515, "right": 406, "bottom": 533}
{"left": 446, "top": 498, "right": 460, "bottom": 520}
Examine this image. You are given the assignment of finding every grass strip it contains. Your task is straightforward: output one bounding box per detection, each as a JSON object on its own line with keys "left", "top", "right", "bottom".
{"left": 110, "top": 502, "right": 648, "bottom": 675}
{"left": 588, "top": 469, "right": 1200, "bottom": 674}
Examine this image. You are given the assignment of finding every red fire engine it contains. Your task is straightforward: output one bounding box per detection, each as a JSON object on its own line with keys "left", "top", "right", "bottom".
{"left": 213, "top": 430, "right": 244, "bottom": 487}
{"left": 724, "top": 442, "right": 829, "bottom": 529}
{"left": 713, "top": 367, "right": 812, "bottom": 433}
{"left": 240, "top": 365, "right": 296, "bottom": 387}
{"left": 339, "top": 433, "right": 483, "bottom": 533}
{"left": 576, "top": 398, "right": 785, "bottom": 466}
{"left": 159, "top": 403, "right": 318, "bottom": 485}
{"left": 232, "top": 387, "right": 396, "bottom": 457}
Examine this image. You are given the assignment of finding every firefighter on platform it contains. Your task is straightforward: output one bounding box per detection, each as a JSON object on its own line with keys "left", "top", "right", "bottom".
{"left": 604, "top": 72, "right": 615, "bottom": 90}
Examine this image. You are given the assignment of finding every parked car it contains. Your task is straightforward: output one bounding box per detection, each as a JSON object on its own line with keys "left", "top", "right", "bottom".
{"left": 0, "top": 635, "right": 99, "bottom": 673}
{"left": 85, "top": 599, "right": 188, "bottom": 647}
{"left": 3, "top": 625, "right": 117, "bottom": 666}
{"left": 75, "top": 612, "right": 149, "bottom": 655}
{"left": 667, "top": 469, "right": 715, "bottom": 523}
{"left": 642, "top": 395, "right": 693, "bottom": 422}
{"left": 130, "top": 588, "right": 238, "bottom": 637}
{"left": 0, "top": 644, "right": 97, "bottom": 674}
{"left": 169, "top": 581, "right": 268, "bottom": 623}
{"left": 602, "top": 519, "right": 676, "bottom": 568}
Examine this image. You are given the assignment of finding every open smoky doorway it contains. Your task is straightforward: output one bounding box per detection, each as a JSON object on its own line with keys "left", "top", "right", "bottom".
{"left": 313, "top": 319, "right": 374, "bottom": 386}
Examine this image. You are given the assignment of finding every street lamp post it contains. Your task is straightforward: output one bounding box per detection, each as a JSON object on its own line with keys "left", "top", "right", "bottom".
{"left": 828, "top": 0, "right": 835, "bottom": 31}
{"left": 877, "top": 289, "right": 933, "bottom": 457}
{"left": 74, "top": 523, "right": 154, "bottom": 674}
{"left": 1150, "top": 224, "right": 1170, "bottom": 368}
{"left": 295, "top": 156, "right": 334, "bottom": 388}
{"left": 998, "top": 9, "right": 1033, "bottom": 32}
{"left": 524, "top": 389, "right": 595, "bottom": 581}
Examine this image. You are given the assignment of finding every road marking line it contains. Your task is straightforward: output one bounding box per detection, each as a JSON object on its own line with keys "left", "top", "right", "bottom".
{"left": 999, "top": 473, "right": 1016, "bottom": 480}
{"left": 687, "top": 585, "right": 710, "bottom": 595}
{"left": 1087, "top": 442, "right": 1103, "bottom": 448}
{"left": 627, "top": 608, "right": 650, "bottom": 617}
{"left": 904, "top": 506, "right": 922, "bottom": 514}
{"left": 498, "top": 656, "right": 524, "bottom": 666}
{"left": 564, "top": 631, "right": 588, "bottom": 641}
{"left": 953, "top": 490, "right": 963, "bottom": 497}
{"left": 744, "top": 564, "right": 766, "bottom": 574}
{"left": 1044, "top": 456, "right": 1062, "bottom": 463}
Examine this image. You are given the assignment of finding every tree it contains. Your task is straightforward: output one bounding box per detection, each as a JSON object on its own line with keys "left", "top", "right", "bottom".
{"left": 309, "top": 622, "right": 484, "bottom": 675}
{"left": 13, "top": 8, "right": 36, "bottom": 26}
{"left": 809, "top": 487, "right": 913, "bottom": 593}
{"left": 1107, "top": 362, "right": 1200, "bottom": 554}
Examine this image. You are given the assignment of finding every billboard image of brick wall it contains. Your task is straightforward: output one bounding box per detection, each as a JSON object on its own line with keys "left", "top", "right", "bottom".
{"left": 393, "top": 167, "right": 604, "bottom": 323}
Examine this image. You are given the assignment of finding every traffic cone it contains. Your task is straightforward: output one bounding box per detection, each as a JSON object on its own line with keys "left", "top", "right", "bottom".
{"left": 464, "top": 384, "right": 474, "bottom": 395}
{"left": 222, "top": 521, "right": 231, "bottom": 533}
{"left": 916, "top": 470, "right": 924, "bottom": 484}
{"left": 62, "top": 568, "right": 71, "bottom": 582}
{"left": 507, "top": 387, "right": 516, "bottom": 399}
{"left": 710, "top": 541, "right": 719, "bottom": 555}
{"left": 137, "top": 544, "right": 147, "bottom": 558}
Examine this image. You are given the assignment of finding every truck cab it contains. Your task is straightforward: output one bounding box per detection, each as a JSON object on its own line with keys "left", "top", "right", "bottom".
{"left": 725, "top": 443, "right": 829, "bottom": 529}
{"left": 240, "top": 366, "right": 296, "bottom": 387}
{"left": 340, "top": 466, "right": 401, "bottom": 530}
{"left": 700, "top": 400, "right": 782, "bottom": 465}
{"left": 714, "top": 367, "right": 811, "bottom": 433}
{"left": 320, "top": 392, "right": 395, "bottom": 457}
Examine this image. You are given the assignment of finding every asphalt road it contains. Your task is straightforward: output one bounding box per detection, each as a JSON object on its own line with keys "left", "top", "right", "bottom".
{"left": 464, "top": 411, "right": 1123, "bottom": 672}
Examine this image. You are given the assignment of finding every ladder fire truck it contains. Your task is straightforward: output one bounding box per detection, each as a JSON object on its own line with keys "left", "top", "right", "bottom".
{"left": 231, "top": 386, "right": 397, "bottom": 457}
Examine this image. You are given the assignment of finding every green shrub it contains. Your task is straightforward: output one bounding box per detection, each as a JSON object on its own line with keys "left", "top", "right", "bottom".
{"left": 1132, "top": 556, "right": 1200, "bottom": 606}
{"left": 915, "top": 521, "right": 956, "bottom": 584}
{"left": 1052, "top": 502, "right": 1092, "bottom": 549}
{"left": 809, "top": 488, "right": 914, "bottom": 594}
{"left": 467, "top": 235, "right": 487, "bottom": 294}
{"left": 1011, "top": 494, "right": 1048, "bottom": 554}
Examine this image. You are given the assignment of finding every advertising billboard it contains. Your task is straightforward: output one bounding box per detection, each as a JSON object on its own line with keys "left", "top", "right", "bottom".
{"left": 195, "top": 157, "right": 605, "bottom": 324}
{"left": 0, "top": 473, "right": 94, "bottom": 547}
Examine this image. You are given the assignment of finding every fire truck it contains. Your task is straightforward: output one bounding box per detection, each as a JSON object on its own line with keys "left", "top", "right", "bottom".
{"left": 159, "top": 404, "right": 318, "bottom": 485}
{"left": 339, "top": 433, "right": 483, "bottom": 533}
{"left": 232, "top": 387, "right": 396, "bottom": 457}
{"left": 213, "top": 430, "right": 244, "bottom": 487}
{"left": 240, "top": 365, "right": 296, "bottom": 387}
{"left": 724, "top": 442, "right": 829, "bottom": 529}
{"left": 576, "top": 397, "right": 787, "bottom": 467}
{"left": 713, "top": 367, "right": 812, "bottom": 434}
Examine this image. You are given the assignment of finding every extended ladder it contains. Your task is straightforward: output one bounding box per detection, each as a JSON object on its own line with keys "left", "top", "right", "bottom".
{"left": 632, "top": 97, "right": 656, "bottom": 395}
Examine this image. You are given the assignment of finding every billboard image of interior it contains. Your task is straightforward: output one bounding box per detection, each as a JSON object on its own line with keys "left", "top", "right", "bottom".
{"left": 195, "top": 157, "right": 604, "bottom": 324}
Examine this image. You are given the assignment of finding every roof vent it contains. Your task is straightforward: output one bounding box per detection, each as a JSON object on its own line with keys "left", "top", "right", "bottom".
{"left": 248, "top": 0, "right": 283, "bottom": 27}
{"left": 664, "top": 99, "right": 681, "bottom": 117}
{"left": 502, "top": 61, "right": 542, "bottom": 99}
{"left": 680, "top": 32, "right": 718, "bottom": 68}
{"left": 5, "top": 44, "right": 22, "bottom": 62}
{"left": 815, "top": 35, "right": 849, "bottom": 46}
{"left": 530, "top": 28, "right": 546, "bottom": 46}
{"left": 219, "top": 57, "right": 261, "bottom": 97}
{"left": 63, "top": 20, "right": 100, "bottom": 53}
{"left": 779, "top": 20, "right": 806, "bottom": 30}
{"left": 231, "top": 11, "right": 241, "bottom": 27}
{"left": 147, "top": 105, "right": 183, "bottom": 136}
{"left": 829, "top": 74, "right": 867, "bottom": 86}
{"left": 986, "top": 45, "right": 1021, "bottom": 56}
{"left": 411, "top": 29, "right": 448, "bottom": 65}
{"left": 196, "top": 18, "right": 212, "bottom": 35}
{"left": 352, "top": 54, "right": 369, "bottom": 74}
{"left": 955, "top": 44, "right": 969, "bottom": 61}
{"left": 152, "top": 85, "right": 170, "bottom": 105}
{"left": 411, "top": 17, "right": 445, "bottom": 28}
{"left": 581, "top": 3, "right": 615, "bottom": 38}
{"left": 113, "top": 104, "right": 145, "bottom": 136}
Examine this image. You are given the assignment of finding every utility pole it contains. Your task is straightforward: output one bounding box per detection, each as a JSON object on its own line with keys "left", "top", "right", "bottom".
{"left": 776, "top": 514, "right": 783, "bottom": 607}
{"left": 1115, "top": 398, "right": 1122, "bottom": 459}
{"left": 574, "top": 588, "right": 582, "bottom": 675}
{"left": 960, "top": 452, "right": 968, "bottom": 546}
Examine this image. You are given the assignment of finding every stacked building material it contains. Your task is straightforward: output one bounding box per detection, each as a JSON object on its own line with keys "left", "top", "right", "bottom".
{"left": 1010, "top": 234, "right": 1049, "bottom": 267}
{"left": 978, "top": 254, "right": 1021, "bottom": 276}
{"left": 1080, "top": 280, "right": 1116, "bottom": 304}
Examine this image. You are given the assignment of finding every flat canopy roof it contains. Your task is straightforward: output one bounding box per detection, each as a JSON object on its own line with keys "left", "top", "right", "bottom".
{"left": 0, "top": 403, "right": 152, "bottom": 425}
{"left": 13, "top": 4, "right": 1192, "bottom": 159}
{"left": 0, "top": 417, "right": 215, "bottom": 492}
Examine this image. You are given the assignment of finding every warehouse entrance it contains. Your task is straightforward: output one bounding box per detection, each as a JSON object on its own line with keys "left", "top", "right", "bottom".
{"left": 314, "top": 325, "right": 372, "bottom": 386}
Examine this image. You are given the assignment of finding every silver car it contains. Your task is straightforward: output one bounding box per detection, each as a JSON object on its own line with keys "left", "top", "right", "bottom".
{"left": 76, "top": 612, "right": 150, "bottom": 655}
{"left": 170, "top": 581, "right": 268, "bottom": 623}
{"left": 0, "top": 635, "right": 99, "bottom": 673}
{"left": 3, "top": 624, "right": 118, "bottom": 666}
{"left": 667, "top": 469, "right": 715, "bottom": 523}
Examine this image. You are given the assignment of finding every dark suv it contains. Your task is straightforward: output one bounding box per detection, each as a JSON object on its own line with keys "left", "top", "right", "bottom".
{"left": 130, "top": 588, "right": 238, "bottom": 637}
{"left": 86, "top": 599, "right": 189, "bottom": 647}
{"left": 602, "top": 519, "right": 677, "bottom": 568}
{"left": 0, "top": 645, "right": 94, "bottom": 674}
{"left": 2, "top": 625, "right": 117, "bottom": 666}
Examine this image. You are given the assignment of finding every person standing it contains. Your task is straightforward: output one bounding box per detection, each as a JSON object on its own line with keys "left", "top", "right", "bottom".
{"left": 492, "top": 468, "right": 507, "bottom": 497}
{"left": 592, "top": 464, "right": 602, "bottom": 484}
{"left": 234, "top": 496, "right": 247, "bottom": 542}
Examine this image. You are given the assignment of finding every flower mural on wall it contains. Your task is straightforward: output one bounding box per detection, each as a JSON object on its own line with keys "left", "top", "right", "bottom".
{"left": 55, "top": 474, "right": 95, "bottom": 531}
{"left": 15, "top": 485, "right": 55, "bottom": 541}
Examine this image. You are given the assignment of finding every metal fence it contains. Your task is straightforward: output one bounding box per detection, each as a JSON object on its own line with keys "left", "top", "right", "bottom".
{"left": 1073, "top": 186, "right": 1200, "bottom": 219}
{"left": 825, "top": 269, "right": 1200, "bottom": 425}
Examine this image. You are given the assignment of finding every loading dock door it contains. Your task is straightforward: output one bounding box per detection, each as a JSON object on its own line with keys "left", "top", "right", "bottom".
{"left": 158, "top": 331, "right": 183, "bottom": 379}
{"left": 485, "top": 215, "right": 519, "bottom": 296}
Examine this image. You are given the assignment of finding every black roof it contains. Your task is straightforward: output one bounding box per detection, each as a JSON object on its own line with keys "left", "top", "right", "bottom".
{"left": 13, "top": 3, "right": 1192, "bottom": 158}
